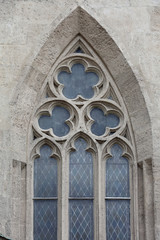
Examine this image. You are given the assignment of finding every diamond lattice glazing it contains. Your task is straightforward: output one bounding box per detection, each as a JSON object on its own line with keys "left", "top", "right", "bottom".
{"left": 106, "top": 200, "right": 130, "bottom": 240}
{"left": 106, "top": 144, "right": 129, "bottom": 197}
{"left": 70, "top": 138, "right": 93, "bottom": 197}
{"left": 69, "top": 200, "right": 94, "bottom": 240}
{"left": 34, "top": 145, "right": 57, "bottom": 197}
{"left": 34, "top": 200, "right": 57, "bottom": 240}
{"left": 106, "top": 163, "right": 129, "bottom": 197}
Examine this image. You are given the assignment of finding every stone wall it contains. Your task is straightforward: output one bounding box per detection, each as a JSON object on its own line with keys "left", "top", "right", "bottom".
{"left": 0, "top": 1, "right": 160, "bottom": 239}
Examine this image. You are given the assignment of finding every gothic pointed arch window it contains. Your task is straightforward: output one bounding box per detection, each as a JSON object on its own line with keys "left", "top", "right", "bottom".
{"left": 31, "top": 35, "right": 136, "bottom": 240}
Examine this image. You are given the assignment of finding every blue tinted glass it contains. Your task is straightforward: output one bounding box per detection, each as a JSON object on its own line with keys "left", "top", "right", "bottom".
{"left": 108, "top": 95, "right": 113, "bottom": 100}
{"left": 34, "top": 145, "right": 57, "bottom": 197}
{"left": 58, "top": 63, "right": 99, "bottom": 99}
{"left": 74, "top": 47, "right": 84, "bottom": 53}
{"left": 91, "top": 108, "right": 119, "bottom": 136}
{"left": 70, "top": 138, "right": 93, "bottom": 197}
{"left": 38, "top": 106, "right": 70, "bottom": 137}
{"left": 69, "top": 200, "right": 94, "bottom": 240}
{"left": 106, "top": 144, "right": 129, "bottom": 197}
{"left": 34, "top": 200, "right": 57, "bottom": 240}
{"left": 106, "top": 200, "right": 130, "bottom": 240}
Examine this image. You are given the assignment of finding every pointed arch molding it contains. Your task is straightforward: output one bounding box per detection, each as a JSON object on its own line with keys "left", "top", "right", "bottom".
{"left": 12, "top": 7, "right": 152, "bottom": 162}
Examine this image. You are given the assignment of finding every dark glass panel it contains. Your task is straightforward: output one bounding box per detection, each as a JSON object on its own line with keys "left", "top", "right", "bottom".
{"left": 106, "top": 144, "right": 129, "bottom": 197}
{"left": 69, "top": 200, "right": 94, "bottom": 240}
{"left": 38, "top": 106, "right": 70, "bottom": 137}
{"left": 106, "top": 200, "right": 130, "bottom": 240}
{"left": 58, "top": 63, "right": 99, "bottom": 99}
{"left": 91, "top": 108, "right": 119, "bottom": 136}
{"left": 74, "top": 47, "right": 84, "bottom": 53}
{"left": 34, "top": 200, "right": 57, "bottom": 240}
{"left": 34, "top": 145, "right": 57, "bottom": 197}
{"left": 108, "top": 95, "right": 113, "bottom": 100}
{"left": 69, "top": 138, "right": 93, "bottom": 197}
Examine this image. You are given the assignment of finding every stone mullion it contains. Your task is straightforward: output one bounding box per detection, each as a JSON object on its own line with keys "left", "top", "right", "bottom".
{"left": 57, "top": 150, "right": 62, "bottom": 240}
{"left": 61, "top": 147, "right": 69, "bottom": 240}
{"left": 26, "top": 164, "right": 32, "bottom": 240}
{"left": 20, "top": 163, "right": 27, "bottom": 240}
{"left": 11, "top": 160, "right": 22, "bottom": 240}
{"left": 132, "top": 162, "right": 139, "bottom": 240}
{"left": 99, "top": 144, "right": 106, "bottom": 240}
{"left": 152, "top": 158, "right": 160, "bottom": 240}
{"left": 137, "top": 162, "right": 145, "bottom": 240}
{"left": 94, "top": 146, "right": 100, "bottom": 240}
{"left": 143, "top": 159, "right": 154, "bottom": 240}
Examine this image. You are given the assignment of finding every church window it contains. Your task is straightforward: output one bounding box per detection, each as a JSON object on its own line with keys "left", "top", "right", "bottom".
{"left": 32, "top": 35, "right": 135, "bottom": 240}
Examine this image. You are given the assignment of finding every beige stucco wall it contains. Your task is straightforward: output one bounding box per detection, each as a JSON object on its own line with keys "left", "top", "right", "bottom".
{"left": 0, "top": 1, "right": 160, "bottom": 239}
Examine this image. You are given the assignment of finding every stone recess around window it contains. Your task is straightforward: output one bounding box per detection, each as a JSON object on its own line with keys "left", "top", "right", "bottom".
{"left": 31, "top": 35, "right": 135, "bottom": 240}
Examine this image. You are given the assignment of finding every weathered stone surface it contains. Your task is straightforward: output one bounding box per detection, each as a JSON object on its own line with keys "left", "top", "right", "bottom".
{"left": 0, "top": 1, "right": 160, "bottom": 240}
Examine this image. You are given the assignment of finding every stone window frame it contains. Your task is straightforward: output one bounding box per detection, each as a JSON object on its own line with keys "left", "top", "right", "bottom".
{"left": 29, "top": 35, "right": 137, "bottom": 240}
{"left": 10, "top": 8, "right": 154, "bottom": 240}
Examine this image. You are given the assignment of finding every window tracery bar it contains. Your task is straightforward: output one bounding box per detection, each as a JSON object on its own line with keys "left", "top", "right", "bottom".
{"left": 106, "top": 144, "right": 130, "bottom": 240}
{"left": 34, "top": 145, "right": 58, "bottom": 240}
{"left": 69, "top": 138, "right": 94, "bottom": 240}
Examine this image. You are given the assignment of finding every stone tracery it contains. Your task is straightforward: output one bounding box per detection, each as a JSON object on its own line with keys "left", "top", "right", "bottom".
{"left": 31, "top": 35, "right": 135, "bottom": 240}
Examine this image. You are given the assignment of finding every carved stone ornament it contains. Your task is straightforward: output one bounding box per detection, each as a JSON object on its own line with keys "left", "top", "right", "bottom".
{"left": 31, "top": 35, "right": 134, "bottom": 158}
{"left": 30, "top": 35, "right": 136, "bottom": 240}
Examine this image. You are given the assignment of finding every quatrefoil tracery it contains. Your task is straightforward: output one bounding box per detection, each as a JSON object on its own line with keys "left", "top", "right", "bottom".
{"left": 32, "top": 37, "right": 133, "bottom": 156}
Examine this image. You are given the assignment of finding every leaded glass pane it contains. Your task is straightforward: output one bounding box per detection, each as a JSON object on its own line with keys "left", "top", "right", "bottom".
{"left": 70, "top": 138, "right": 93, "bottom": 197}
{"left": 106, "top": 200, "right": 130, "bottom": 240}
{"left": 58, "top": 63, "right": 99, "bottom": 99}
{"left": 38, "top": 106, "right": 70, "bottom": 137}
{"left": 106, "top": 144, "right": 129, "bottom": 197}
{"left": 34, "top": 200, "right": 57, "bottom": 240}
{"left": 34, "top": 145, "right": 57, "bottom": 197}
{"left": 69, "top": 200, "right": 94, "bottom": 240}
{"left": 90, "top": 108, "right": 119, "bottom": 136}
{"left": 75, "top": 47, "right": 84, "bottom": 53}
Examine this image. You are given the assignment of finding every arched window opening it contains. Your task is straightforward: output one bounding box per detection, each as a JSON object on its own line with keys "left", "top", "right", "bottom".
{"left": 32, "top": 35, "right": 135, "bottom": 240}
{"left": 34, "top": 145, "right": 58, "bottom": 240}
{"left": 106, "top": 144, "right": 130, "bottom": 240}
{"left": 69, "top": 138, "right": 94, "bottom": 240}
